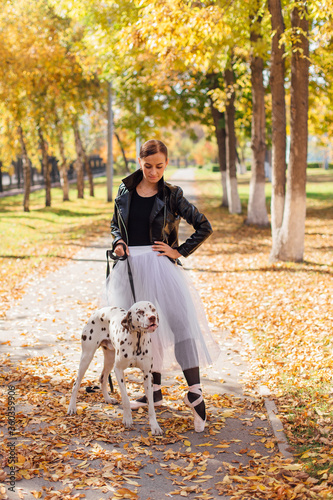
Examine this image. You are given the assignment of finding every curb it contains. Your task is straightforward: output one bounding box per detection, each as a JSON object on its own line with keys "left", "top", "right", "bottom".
{"left": 259, "top": 385, "right": 293, "bottom": 459}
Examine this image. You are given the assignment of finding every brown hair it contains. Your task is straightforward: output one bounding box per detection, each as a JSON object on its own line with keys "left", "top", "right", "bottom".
{"left": 139, "top": 140, "right": 168, "bottom": 160}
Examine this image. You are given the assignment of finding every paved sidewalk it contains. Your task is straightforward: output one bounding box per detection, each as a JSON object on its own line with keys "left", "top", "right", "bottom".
{"left": 0, "top": 170, "right": 281, "bottom": 500}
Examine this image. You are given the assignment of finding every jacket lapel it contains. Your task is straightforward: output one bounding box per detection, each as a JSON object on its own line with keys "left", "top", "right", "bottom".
{"left": 149, "top": 195, "right": 165, "bottom": 224}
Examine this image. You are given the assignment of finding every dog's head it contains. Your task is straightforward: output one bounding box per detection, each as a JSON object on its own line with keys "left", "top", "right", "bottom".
{"left": 121, "top": 301, "right": 159, "bottom": 333}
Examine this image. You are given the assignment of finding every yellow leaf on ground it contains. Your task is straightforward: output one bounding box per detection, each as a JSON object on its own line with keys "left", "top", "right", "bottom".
{"left": 31, "top": 491, "right": 42, "bottom": 499}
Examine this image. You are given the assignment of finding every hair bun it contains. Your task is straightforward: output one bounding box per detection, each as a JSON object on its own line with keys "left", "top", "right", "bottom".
{"left": 139, "top": 140, "right": 168, "bottom": 160}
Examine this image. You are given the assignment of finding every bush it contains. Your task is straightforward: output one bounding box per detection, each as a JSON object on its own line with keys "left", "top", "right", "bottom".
{"left": 307, "top": 163, "right": 333, "bottom": 169}
{"left": 212, "top": 164, "right": 220, "bottom": 172}
{"left": 307, "top": 163, "right": 321, "bottom": 168}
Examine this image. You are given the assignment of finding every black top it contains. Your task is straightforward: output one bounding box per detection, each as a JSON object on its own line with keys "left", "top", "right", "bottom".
{"left": 128, "top": 189, "right": 157, "bottom": 246}
{"left": 111, "top": 169, "right": 213, "bottom": 258}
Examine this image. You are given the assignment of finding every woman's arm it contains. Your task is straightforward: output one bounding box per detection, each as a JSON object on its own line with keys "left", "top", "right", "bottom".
{"left": 174, "top": 187, "right": 213, "bottom": 257}
{"left": 152, "top": 241, "right": 182, "bottom": 259}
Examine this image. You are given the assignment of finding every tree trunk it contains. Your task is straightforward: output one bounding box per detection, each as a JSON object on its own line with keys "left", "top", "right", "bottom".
{"left": 0, "top": 161, "right": 3, "bottom": 192}
{"left": 224, "top": 67, "right": 241, "bottom": 214}
{"left": 85, "top": 156, "right": 94, "bottom": 197}
{"left": 246, "top": 14, "right": 269, "bottom": 226}
{"left": 18, "top": 126, "right": 31, "bottom": 212}
{"left": 210, "top": 105, "right": 228, "bottom": 207}
{"left": 38, "top": 128, "right": 51, "bottom": 207}
{"left": 271, "top": 2, "right": 309, "bottom": 261}
{"left": 74, "top": 122, "right": 94, "bottom": 196}
{"left": 268, "top": 0, "right": 287, "bottom": 250}
{"left": 15, "top": 159, "right": 21, "bottom": 189}
{"left": 207, "top": 72, "right": 228, "bottom": 207}
{"left": 73, "top": 121, "right": 85, "bottom": 199}
{"left": 84, "top": 152, "right": 95, "bottom": 196}
{"left": 115, "top": 130, "right": 130, "bottom": 174}
{"left": 57, "top": 125, "right": 70, "bottom": 202}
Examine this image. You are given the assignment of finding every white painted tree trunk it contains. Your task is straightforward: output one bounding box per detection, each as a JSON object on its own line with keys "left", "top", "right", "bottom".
{"left": 270, "top": 191, "right": 285, "bottom": 236}
{"left": 247, "top": 180, "right": 269, "bottom": 225}
{"left": 268, "top": 0, "right": 287, "bottom": 259}
{"left": 247, "top": 13, "right": 269, "bottom": 226}
{"left": 271, "top": 192, "right": 306, "bottom": 261}
{"left": 227, "top": 176, "right": 241, "bottom": 214}
{"left": 270, "top": 2, "right": 309, "bottom": 262}
{"left": 221, "top": 171, "right": 228, "bottom": 207}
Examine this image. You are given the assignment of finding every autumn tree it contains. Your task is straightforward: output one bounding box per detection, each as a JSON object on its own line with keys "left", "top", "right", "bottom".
{"left": 246, "top": 2, "right": 269, "bottom": 226}
{"left": 268, "top": 0, "right": 287, "bottom": 241}
{"left": 269, "top": 0, "right": 309, "bottom": 261}
{"left": 0, "top": 0, "right": 104, "bottom": 206}
{"left": 0, "top": 3, "right": 33, "bottom": 211}
{"left": 125, "top": 1, "right": 243, "bottom": 212}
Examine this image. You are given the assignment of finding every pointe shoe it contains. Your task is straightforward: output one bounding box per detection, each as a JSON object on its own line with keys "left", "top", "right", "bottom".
{"left": 130, "top": 385, "right": 163, "bottom": 410}
{"left": 184, "top": 384, "right": 206, "bottom": 433}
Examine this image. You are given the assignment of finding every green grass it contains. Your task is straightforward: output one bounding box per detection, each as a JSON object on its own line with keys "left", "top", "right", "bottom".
{"left": 194, "top": 167, "right": 333, "bottom": 209}
{"left": 0, "top": 176, "right": 123, "bottom": 256}
{"left": 0, "top": 176, "right": 123, "bottom": 315}
{"left": 284, "top": 385, "right": 333, "bottom": 478}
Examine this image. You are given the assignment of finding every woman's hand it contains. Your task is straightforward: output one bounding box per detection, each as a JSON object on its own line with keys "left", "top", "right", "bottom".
{"left": 152, "top": 241, "right": 181, "bottom": 259}
{"left": 114, "top": 240, "right": 130, "bottom": 257}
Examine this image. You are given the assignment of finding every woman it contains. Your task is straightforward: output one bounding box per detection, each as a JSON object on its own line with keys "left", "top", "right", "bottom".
{"left": 107, "top": 139, "right": 217, "bottom": 432}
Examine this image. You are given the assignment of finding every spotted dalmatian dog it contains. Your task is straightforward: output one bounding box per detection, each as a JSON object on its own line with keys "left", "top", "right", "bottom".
{"left": 67, "top": 301, "right": 163, "bottom": 435}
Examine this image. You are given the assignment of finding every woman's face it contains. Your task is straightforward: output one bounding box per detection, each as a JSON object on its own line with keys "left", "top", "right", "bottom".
{"left": 139, "top": 152, "right": 168, "bottom": 185}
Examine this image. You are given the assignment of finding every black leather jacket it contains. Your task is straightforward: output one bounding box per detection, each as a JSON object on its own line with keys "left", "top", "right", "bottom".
{"left": 110, "top": 169, "right": 213, "bottom": 260}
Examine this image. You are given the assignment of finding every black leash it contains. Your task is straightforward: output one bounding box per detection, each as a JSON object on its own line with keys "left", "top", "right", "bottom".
{"left": 86, "top": 243, "right": 135, "bottom": 396}
{"left": 85, "top": 375, "right": 113, "bottom": 394}
{"left": 104, "top": 243, "right": 136, "bottom": 394}
{"left": 106, "top": 243, "right": 136, "bottom": 302}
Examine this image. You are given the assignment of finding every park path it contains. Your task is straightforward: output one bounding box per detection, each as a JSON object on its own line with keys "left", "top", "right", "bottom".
{"left": 1, "top": 169, "right": 282, "bottom": 500}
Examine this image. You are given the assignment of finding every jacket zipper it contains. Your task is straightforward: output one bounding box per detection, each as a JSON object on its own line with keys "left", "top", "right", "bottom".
{"left": 116, "top": 201, "right": 129, "bottom": 245}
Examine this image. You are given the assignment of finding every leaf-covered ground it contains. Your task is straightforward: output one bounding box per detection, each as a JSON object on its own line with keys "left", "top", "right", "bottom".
{"left": 1, "top": 354, "right": 332, "bottom": 500}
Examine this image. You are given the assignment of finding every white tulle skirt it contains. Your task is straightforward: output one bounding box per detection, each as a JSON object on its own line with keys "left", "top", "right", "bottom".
{"left": 105, "top": 246, "right": 219, "bottom": 372}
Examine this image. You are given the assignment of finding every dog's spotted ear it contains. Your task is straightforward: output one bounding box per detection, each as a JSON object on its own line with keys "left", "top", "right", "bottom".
{"left": 151, "top": 306, "right": 159, "bottom": 324}
{"left": 121, "top": 311, "right": 132, "bottom": 331}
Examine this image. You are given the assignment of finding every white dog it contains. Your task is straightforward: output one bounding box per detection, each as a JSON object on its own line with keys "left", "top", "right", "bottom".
{"left": 68, "top": 301, "right": 163, "bottom": 435}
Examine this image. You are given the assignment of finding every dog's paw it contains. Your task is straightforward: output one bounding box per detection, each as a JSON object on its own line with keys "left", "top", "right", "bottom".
{"left": 67, "top": 406, "right": 77, "bottom": 415}
{"left": 105, "top": 396, "right": 118, "bottom": 405}
{"left": 151, "top": 425, "right": 163, "bottom": 436}
{"left": 123, "top": 415, "right": 133, "bottom": 428}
